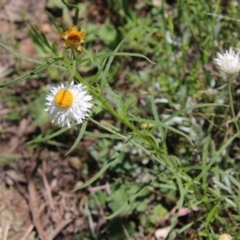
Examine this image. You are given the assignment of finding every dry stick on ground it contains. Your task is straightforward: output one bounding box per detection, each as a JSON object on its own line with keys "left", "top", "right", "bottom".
{"left": 20, "top": 224, "right": 34, "bottom": 240}
{"left": 38, "top": 168, "right": 55, "bottom": 210}
{"left": 2, "top": 219, "right": 10, "bottom": 240}
{"left": 39, "top": 162, "right": 75, "bottom": 239}
{"left": 51, "top": 218, "right": 73, "bottom": 239}
{"left": 25, "top": 148, "right": 46, "bottom": 240}
{"left": 28, "top": 177, "right": 46, "bottom": 240}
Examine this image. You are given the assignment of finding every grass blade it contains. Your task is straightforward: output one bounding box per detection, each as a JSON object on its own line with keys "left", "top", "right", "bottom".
{"left": 0, "top": 58, "right": 61, "bottom": 87}
{"left": 0, "top": 42, "right": 65, "bottom": 70}
{"left": 65, "top": 120, "right": 88, "bottom": 156}
{"left": 28, "top": 126, "right": 71, "bottom": 145}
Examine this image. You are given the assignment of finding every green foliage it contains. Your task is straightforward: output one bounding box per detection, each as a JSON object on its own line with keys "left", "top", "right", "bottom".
{"left": 2, "top": 0, "right": 240, "bottom": 238}
{"left": 107, "top": 179, "right": 150, "bottom": 216}
{"left": 97, "top": 21, "right": 118, "bottom": 47}
{"left": 28, "top": 93, "right": 49, "bottom": 126}
{"left": 141, "top": 204, "right": 168, "bottom": 231}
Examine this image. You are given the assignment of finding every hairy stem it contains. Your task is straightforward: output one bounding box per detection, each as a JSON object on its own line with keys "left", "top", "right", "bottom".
{"left": 228, "top": 75, "right": 240, "bottom": 133}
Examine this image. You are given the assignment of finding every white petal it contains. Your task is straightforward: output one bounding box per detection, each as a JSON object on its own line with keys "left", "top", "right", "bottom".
{"left": 214, "top": 48, "right": 240, "bottom": 74}
{"left": 45, "top": 81, "right": 93, "bottom": 128}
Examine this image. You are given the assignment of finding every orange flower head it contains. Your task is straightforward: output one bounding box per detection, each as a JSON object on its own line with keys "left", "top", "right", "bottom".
{"left": 61, "top": 26, "right": 86, "bottom": 52}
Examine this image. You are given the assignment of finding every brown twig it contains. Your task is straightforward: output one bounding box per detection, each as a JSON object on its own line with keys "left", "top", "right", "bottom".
{"left": 3, "top": 219, "right": 10, "bottom": 240}
{"left": 20, "top": 224, "right": 34, "bottom": 240}
{"left": 51, "top": 218, "right": 73, "bottom": 239}
{"left": 28, "top": 178, "right": 46, "bottom": 240}
{"left": 25, "top": 148, "right": 46, "bottom": 240}
{"left": 38, "top": 168, "right": 55, "bottom": 211}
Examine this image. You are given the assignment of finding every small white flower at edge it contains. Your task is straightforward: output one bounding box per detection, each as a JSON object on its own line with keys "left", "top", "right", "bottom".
{"left": 45, "top": 81, "right": 93, "bottom": 128}
{"left": 218, "top": 233, "right": 233, "bottom": 240}
{"left": 215, "top": 48, "right": 240, "bottom": 74}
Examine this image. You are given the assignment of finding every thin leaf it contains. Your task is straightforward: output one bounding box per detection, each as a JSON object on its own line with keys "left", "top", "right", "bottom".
{"left": 75, "top": 140, "right": 131, "bottom": 190}
{"left": 128, "top": 115, "right": 193, "bottom": 145}
{"left": 0, "top": 58, "right": 61, "bottom": 87}
{"left": 40, "top": 32, "right": 51, "bottom": 49}
{"left": 205, "top": 202, "right": 219, "bottom": 227}
{"left": 150, "top": 80, "right": 167, "bottom": 149}
{"left": 62, "top": 0, "right": 80, "bottom": 26}
{"left": 105, "top": 202, "right": 129, "bottom": 220}
{"left": 73, "top": 7, "right": 79, "bottom": 26}
{"left": 28, "top": 21, "right": 46, "bottom": 47}
{"left": 212, "top": 168, "right": 240, "bottom": 192}
{"left": 29, "top": 20, "right": 60, "bottom": 55}
{"left": 101, "top": 29, "right": 138, "bottom": 88}
{"left": 65, "top": 120, "right": 88, "bottom": 156}
{"left": 201, "top": 135, "right": 211, "bottom": 192}
{"left": 106, "top": 175, "right": 159, "bottom": 219}
{"left": 69, "top": 59, "right": 76, "bottom": 80}
{"left": 82, "top": 47, "right": 94, "bottom": 64}
{"left": 0, "top": 43, "right": 65, "bottom": 70}
{"left": 62, "top": 0, "right": 78, "bottom": 8}
{"left": 28, "top": 126, "right": 71, "bottom": 145}
{"left": 195, "top": 132, "right": 240, "bottom": 181}
{"left": 46, "top": 11, "right": 62, "bottom": 33}
{"left": 84, "top": 131, "right": 123, "bottom": 139}
{"left": 76, "top": 52, "right": 155, "bottom": 66}
{"left": 163, "top": 103, "right": 227, "bottom": 123}
{"left": 51, "top": 41, "right": 59, "bottom": 56}
{"left": 74, "top": 158, "right": 115, "bottom": 191}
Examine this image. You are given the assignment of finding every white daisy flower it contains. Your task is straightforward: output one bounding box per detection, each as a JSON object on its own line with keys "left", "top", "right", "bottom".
{"left": 45, "top": 81, "right": 92, "bottom": 127}
{"left": 218, "top": 233, "right": 232, "bottom": 240}
{"left": 215, "top": 48, "right": 240, "bottom": 74}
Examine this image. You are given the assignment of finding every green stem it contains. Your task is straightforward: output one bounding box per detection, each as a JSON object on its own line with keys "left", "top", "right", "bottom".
{"left": 62, "top": 51, "right": 166, "bottom": 155}
{"left": 89, "top": 117, "right": 166, "bottom": 164}
{"left": 228, "top": 75, "right": 240, "bottom": 133}
{"left": 72, "top": 70, "right": 164, "bottom": 154}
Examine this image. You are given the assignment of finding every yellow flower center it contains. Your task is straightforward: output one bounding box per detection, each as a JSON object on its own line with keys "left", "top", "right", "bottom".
{"left": 68, "top": 32, "right": 82, "bottom": 44}
{"left": 54, "top": 89, "right": 73, "bottom": 108}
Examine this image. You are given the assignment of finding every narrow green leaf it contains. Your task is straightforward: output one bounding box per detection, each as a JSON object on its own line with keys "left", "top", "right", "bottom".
{"left": 76, "top": 52, "right": 155, "bottom": 66}
{"left": 0, "top": 43, "right": 65, "bottom": 70}
{"left": 46, "top": 11, "right": 62, "bottom": 33}
{"left": 212, "top": 168, "right": 240, "bottom": 192}
{"left": 128, "top": 115, "right": 193, "bottom": 145}
{"left": 205, "top": 202, "right": 219, "bottom": 227}
{"left": 0, "top": 58, "right": 61, "bottom": 87}
{"left": 28, "top": 21, "right": 49, "bottom": 50}
{"left": 62, "top": 1, "right": 80, "bottom": 26}
{"left": 84, "top": 131, "right": 123, "bottom": 139}
{"left": 73, "top": 8, "right": 79, "bottom": 26}
{"left": 101, "top": 29, "right": 136, "bottom": 88}
{"left": 196, "top": 132, "right": 240, "bottom": 181}
{"left": 51, "top": 41, "right": 59, "bottom": 56}
{"left": 163, "top": 103, "right": 227, "bottom": 123}
{"left": 106, "top": 176, "right": 159, "bottom": 220}
{"left": 69, "top": 59, "right": 76, "bottom": 81}
{"left": 29, "top": 20, "right": 60, "bottom": 55}
{"left": 40, "top": 32, "right": 52, "bottom": 49}
{"left": 100, "top": 30, "right": 155, "bottom": 87}
{"left": 82, "top": 47, "right": 94, "bottom": 64}
{"left": 105, "top": 202, "right": 129, "bottom": 220}
{"left": 75, "top": 141, "right": 130, "bottom": 190}
{"left": 74, "top": 158, "right": 116, "bottom": 191}
{"left": 62, "top": 0, "right": 78, "bottom": 8}
{"left": 150, "top": 80, "right": 167, "bottom": 149}
{"left": 65, "top": 120, "right": 88, "bottom": 156}
{"left": 28, "top": 126, "right": 70, "bottom": 145}
{"left": 201, "top": 135, "right": 211, "bottom": 190}
{"left": 28, "top": 21, "right": 43, "bottom": 41}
